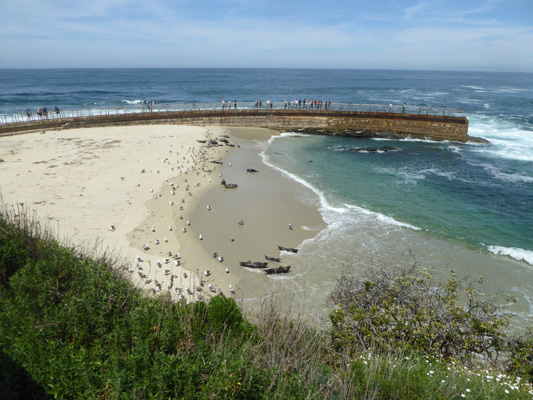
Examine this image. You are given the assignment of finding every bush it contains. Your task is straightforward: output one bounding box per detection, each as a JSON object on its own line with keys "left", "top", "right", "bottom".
{"left": 507, "top": 328, "right": 533, "bottom": 383}
{"left": 328, "top": 264, "right": 511, "bottom": 366}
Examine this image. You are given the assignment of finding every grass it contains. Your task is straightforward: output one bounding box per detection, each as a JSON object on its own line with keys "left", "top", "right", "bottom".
{"left": 1, "top": 206, "right": 532, "bottom": 399}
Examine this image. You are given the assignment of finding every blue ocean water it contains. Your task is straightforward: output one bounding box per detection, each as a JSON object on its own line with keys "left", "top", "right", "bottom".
{"left": 1, "top": 68, "right": 532, "bottom": 317}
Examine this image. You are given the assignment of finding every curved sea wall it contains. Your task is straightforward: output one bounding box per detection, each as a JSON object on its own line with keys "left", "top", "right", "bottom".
{"left": 0, "top": 109, "right": 471, "bottom": 142}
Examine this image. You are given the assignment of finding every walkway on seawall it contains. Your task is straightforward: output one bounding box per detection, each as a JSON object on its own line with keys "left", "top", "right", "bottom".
{"left": 0, "top": 102, "right": 473, "bottom": 142}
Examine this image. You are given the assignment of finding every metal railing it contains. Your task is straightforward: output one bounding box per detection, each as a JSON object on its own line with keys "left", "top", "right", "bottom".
{"left": 0, "top": 102, "right": 466, "bottom": 125}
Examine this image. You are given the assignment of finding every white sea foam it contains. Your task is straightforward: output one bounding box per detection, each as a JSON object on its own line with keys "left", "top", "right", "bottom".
{"left": 461, "top": 85, "right": 486, "bottom": 90}
{"left": 421, "top": 168, "right": 457, "bottom": 180}
{"left": 493, "top": 87, "right": 529, "bottom": 94}
{"left": 374, "top": 136, "right": 456, "bottom": 145}
{"left": 122, "top": 99, "right": 144, "bottom": 105}
{"left": 345, "top": 204, "right": 422, "bottom": 231}
{"left": 276, "top": 132, "right": 310, "bottom": 139}
{"left": 488, "top": 245, "right": 533, "bottom": 266}
{"left": 261, "top": 133, "right": 347, "bottom": 217}
{"left": 480, "top": 163, "right": 533, "bottom": 183}
{"left": 467, "top": 115, "right": 533, "bottom": 162}
{"left": 448, "top": 145, "right": 461, "bottom": 154}
{"left": 374, "top": 166, "right": 426, "bottom": 183}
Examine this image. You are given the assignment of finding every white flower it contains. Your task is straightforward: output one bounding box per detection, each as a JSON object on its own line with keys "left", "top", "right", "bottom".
{"left": 466, "top": 389, "right": 471, "bottom": 393}
{"left": 505, "top": 389, "right": 509, "bottom": 394}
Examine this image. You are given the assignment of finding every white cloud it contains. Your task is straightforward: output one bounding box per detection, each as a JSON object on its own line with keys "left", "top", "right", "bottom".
{"left": 0, "top": 0, "right": 531, "bottom": 71}
{"left": 404, "top": 2, "right": 427, "bottom": 19}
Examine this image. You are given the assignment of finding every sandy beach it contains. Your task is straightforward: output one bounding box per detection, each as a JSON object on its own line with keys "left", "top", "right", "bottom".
{"left": 0, "top": 124, "right": 325, "bottom": 305}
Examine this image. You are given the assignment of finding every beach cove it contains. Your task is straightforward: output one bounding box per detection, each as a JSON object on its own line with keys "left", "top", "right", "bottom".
{"left": 0, "top": 124, "right": 326, "bottom": 314}
{"left": 2, "top": 122, "right": 533, "bottom": 328}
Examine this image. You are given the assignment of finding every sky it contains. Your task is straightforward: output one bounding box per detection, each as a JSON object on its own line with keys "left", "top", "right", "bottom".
{"left": 0, "top": 0, "right": 532, "bottom": 72}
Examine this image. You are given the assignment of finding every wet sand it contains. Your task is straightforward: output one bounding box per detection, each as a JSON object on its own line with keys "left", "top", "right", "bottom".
{"left": 187, "top": 127, "right": 326, "bottom": 304}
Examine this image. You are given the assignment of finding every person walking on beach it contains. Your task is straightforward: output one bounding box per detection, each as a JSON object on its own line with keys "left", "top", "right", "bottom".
{"left": 389, "top": 102, "right": 393, "bottom": 113}
{"left": 37, "top": 108, "right": 42, "bottom": 119}
{"left": 234, "top": 100, "right": 237, "bottom": 109}
{"left": 55, "top": 106, "right": 60, "bottom": 116}
{"left": 402, "top": 103, "right": 406, "bottom": 113}
{"left": 26, "top": 109, "right": 32, "bottom": 120}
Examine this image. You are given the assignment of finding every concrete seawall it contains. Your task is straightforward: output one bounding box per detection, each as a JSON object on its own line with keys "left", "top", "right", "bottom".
{"left": 0, "top": 108, "right": 472, "bottom": 142}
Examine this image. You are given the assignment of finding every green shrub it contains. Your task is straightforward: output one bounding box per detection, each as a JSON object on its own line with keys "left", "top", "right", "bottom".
{"left": 328, "top": 264, "right": 510, "bottom": 366}
{"left": 507, "top": 328, "right": 533, "bottom": 384}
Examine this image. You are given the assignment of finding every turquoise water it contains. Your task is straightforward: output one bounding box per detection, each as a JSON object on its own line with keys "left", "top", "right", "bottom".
{"left": 264, "top": 132, "right": 533, "bottom": 263}
{"left": 260, "top": 129, "right": 533, "bottom": 323}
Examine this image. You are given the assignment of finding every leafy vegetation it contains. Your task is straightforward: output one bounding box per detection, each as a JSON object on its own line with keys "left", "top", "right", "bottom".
{"left": 1, "top": 208, "right": 533, "bottom": 399}
{"left": 328, "top": 264, "right": 511, "bottom": 364}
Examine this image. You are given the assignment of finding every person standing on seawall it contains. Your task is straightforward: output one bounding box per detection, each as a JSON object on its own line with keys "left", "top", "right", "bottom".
{"left": 26, "top": 109, "right": 32, "bottom": 120}
{"left": 389, "top": 102, "right": 393, "bottom": 112}
{"left": 402, "top": 103, "right": 406, "bottom": 113}
{"left": 234, "top": 100, "right": 237, "bottom": 109}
